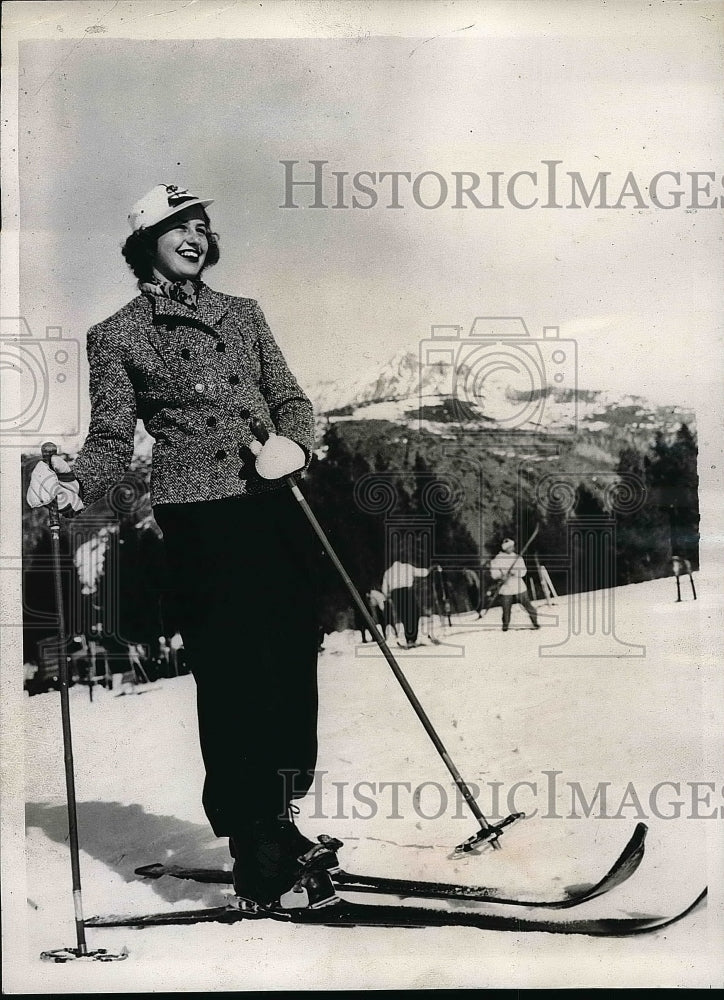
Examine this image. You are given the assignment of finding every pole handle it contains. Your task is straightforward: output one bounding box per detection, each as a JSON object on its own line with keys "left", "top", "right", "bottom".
{"left": 40, "top": 441, "right": 61, "bottom": 528}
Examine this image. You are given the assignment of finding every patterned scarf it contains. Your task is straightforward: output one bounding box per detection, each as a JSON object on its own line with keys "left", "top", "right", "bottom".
{"left": 140, "top": 277, "right": 200, "bottom": 310}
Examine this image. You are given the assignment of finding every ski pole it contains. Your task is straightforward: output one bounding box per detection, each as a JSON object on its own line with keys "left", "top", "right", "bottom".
{"left": 38, "top": 443, "right": 127, "bottom": 963}
{"left": 41, "top": 442, "right": 88, "bottom": 955}
{"left": 250, "top": 420, "right": 522, "bottom": 853}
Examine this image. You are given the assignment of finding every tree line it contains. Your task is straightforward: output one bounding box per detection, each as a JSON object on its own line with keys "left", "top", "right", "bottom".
{"left": 21, "top": 421, "right": 698, "bottom": 664}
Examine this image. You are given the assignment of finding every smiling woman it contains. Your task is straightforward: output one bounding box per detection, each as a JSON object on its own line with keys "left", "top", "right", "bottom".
{"left": 121, "top": 185, "right": 221, "bottom": 294}
{"left": 26, "top": 182, "right": 341, "bottom": 914}
{"left": 154, "top": 216, "right": 209, "bottom": 278}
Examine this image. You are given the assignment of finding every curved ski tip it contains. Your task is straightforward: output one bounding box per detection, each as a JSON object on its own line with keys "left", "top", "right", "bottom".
{"left": 648, "top": 886, "right": 708, "bottom": 933}
{"left": 689, "top": 887, "right": 708, "bottom": 909}
{"left": 134, "top": 863, "right": 166, "bottom": 879}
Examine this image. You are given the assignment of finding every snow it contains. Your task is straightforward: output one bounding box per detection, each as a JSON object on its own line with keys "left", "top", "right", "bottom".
{"left": 6, "top": 572, "right": 724, "bottom": 990}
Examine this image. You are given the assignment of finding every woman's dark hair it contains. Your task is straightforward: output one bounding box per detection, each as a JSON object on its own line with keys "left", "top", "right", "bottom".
{"left": 121, "top": 209, "right": 220, "bottom": 283}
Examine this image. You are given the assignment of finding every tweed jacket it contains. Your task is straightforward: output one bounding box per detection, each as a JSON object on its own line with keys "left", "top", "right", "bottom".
{"left": 73, "top": 284, "right": 315, "bottom": 506}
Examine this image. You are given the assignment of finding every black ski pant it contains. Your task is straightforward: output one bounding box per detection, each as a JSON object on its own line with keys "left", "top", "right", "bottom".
{"left": 389, "top": 587, "right": 420, "bottom": 644}
{"left": 154, "top": 488, "right": 321, "bottom": 838}
{"left": 500, "top": 591, "right": 538, "bottom": 630}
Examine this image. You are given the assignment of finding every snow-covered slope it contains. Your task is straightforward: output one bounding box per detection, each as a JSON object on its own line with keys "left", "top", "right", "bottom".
{"left": 11, "top": 571, "right": 719, "bottom": 991}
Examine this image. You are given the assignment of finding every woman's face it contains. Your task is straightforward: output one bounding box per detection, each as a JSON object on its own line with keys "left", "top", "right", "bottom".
{"left": 151, "top": 206, "right": 209, "bottom": 283}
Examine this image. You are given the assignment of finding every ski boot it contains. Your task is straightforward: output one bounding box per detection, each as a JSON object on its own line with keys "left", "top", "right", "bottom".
{"left": 229, "top": 814, "right": 343, "bottom": 908}
{"left": 230, "top": 828, "right": 292, "bottom": 905}
{"left": 278, "top": 869, "right": 339, "bottom": 910}
{"left": 296, "top": 833, "right": 344, "bottom": 873}
{"left": 234, "top": 869, "right": 339, "bottom": 914}
{"left": 279, "top": 804, "right": 343, "bottom": 873}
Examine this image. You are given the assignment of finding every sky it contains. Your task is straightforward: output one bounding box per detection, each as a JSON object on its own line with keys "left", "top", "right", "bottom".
{"left": 6, "top": 2, "right": 724, "bottom": 446}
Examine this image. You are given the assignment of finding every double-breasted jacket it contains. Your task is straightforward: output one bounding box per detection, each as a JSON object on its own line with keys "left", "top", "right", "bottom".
{"left": 73, "top": 284, "right": 315, "bottom": 506}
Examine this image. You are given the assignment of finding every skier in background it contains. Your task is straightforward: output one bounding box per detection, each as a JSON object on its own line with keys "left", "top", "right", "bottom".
{"left": 671, "top": 554, "right": 697, "bottom": 602}
{"left": 490, "top": 538, "right": 540, "bottom": 632}
{"left": 381, "top": 556, "right": 439, "bottom": 649}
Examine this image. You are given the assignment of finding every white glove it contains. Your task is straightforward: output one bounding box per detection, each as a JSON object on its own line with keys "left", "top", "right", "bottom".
{"left": 27, "top": 456, "right": 84, "bottom": 512}
{"left": 249, "top": 432, "right": 306, "bottom": 480}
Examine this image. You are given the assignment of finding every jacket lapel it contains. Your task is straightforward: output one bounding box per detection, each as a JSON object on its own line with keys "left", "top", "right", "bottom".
{"left": 150, "top": 283, "right": 230, "bottom": 332}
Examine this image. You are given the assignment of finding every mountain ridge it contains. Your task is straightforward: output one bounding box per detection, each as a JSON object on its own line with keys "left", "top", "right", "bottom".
{"left": 306, "top": 346, "right": 694, "bottom": 440}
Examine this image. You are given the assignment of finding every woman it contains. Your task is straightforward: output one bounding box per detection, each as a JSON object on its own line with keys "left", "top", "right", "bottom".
{"left": 490, "top": 537, "right": 540, "bottom": 632}
{"left": 27, "top": 184, "right": 339, "bottom": 910}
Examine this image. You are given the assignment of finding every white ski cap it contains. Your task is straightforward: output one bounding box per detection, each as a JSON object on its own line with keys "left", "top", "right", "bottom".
{"left": 129, "top": 184, "right": 213, "bottom": 233}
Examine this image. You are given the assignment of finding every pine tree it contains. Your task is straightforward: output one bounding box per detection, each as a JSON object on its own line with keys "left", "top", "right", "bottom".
{"left": 647, "top": 424, "right": 700, "bottom": 569}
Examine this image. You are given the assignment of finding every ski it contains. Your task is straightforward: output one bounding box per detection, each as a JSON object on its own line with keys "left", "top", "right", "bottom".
{"left": 135, "top": 821, "right": 646, "bottom": 910}
{"left": 86, "top": 886, "right": 707, "bottom": 937}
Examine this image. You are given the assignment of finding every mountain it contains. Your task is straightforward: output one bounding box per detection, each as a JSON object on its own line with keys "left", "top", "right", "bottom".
{"left": 306, "top": 346, "right": 695, "bottom": 442}
{"left": 110, "top": 342, "right": 695, "bottom": 468}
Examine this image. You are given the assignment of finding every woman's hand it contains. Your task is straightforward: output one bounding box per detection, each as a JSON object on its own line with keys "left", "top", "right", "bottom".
{"left": 249, "top": 433, "right": 305, "bottom": 480}
{"left": 27, "top": 455, "right": 84, "bottom": 512}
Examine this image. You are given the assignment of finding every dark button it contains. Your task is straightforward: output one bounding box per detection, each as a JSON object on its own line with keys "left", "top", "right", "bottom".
{"left": 215, "top": 449, "right": 227, "bottom": 461}
{"left": 228, "top": 374, "right": 240, "bottom": 386}
{"left": 239, "top": 407, "right": 250, "bottom": 419}
{"left": 215, "top": 342, "right": 226, "bottom": 352}
{"left": 180, "top": 348, "right": 191, "bottom": 360}
{"left": 206, "top": 416, "right": 217, "bottom": 427}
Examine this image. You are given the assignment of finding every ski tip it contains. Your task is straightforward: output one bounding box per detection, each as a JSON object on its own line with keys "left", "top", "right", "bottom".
{"left": 134, "top": 863, "right": 166, "bottom": 879}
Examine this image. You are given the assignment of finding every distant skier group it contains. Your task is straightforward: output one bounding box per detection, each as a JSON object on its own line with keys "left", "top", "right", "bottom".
{"left": 349, "top": 536, "right": 539, "bottom": 650}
